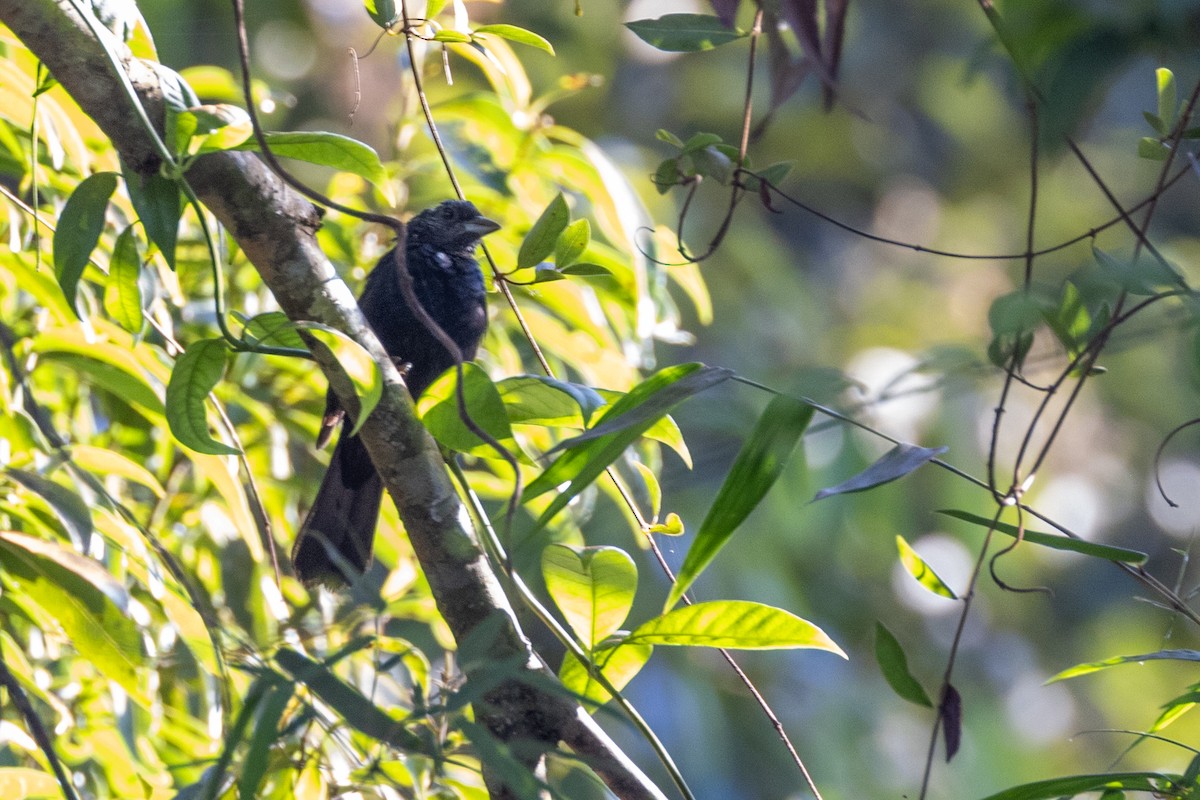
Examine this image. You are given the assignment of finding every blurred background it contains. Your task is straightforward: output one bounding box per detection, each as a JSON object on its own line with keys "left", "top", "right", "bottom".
{"left": 61, "top": 0, "right": 1200, "bottom": 796}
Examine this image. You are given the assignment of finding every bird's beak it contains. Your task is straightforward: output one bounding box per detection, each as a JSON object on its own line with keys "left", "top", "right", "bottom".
{"left": 461, "top": 216, "right": 502, "bottom": 238}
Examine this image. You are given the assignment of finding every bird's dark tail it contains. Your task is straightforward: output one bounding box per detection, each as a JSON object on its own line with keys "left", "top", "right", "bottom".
{"left": 292, "top": 431, "right": 383, "bottom": 586}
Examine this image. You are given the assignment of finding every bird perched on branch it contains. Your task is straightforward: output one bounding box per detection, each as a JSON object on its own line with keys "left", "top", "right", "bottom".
{"left": 292, "top": 200, "right": 500, "bottom": 586}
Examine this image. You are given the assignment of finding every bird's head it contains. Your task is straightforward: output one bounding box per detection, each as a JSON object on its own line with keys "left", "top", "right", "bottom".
{"left": 407, "top": 200, "right": 501, "bottom": 255}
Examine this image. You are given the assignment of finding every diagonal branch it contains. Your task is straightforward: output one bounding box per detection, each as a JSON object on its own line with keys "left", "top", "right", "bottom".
{"left": 0, "top": 2, "right": 666, "bottom": 798}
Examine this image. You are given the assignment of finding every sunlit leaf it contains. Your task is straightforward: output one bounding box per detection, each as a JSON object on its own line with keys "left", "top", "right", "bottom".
{"left": 1156, "top": 67, "right": 1177, "bottom": 130}
{"left": 542, "top": 544, "right": 637, "bottom": 650}
{"left": 239, "top": 311, "right": 307, "bottom": 350}
{"left": 525, "top": 364, "right": 731, "bottom": 529}
{"left": 103, "top": 224, "right": 144, "bottom": 334}
{"left": 5, "top": 469, "right": 93, "bottom": 546}
{"left": 415, "top": 363, "right": 517, "bottom": 458}
{"left": 473, "top": 23, "right": 555, "bottom": 55}
{"left": 1047, "top": 649, "right": 1200, "bottom": 683}
{"left": 0, "top": 768, "right": 61, "bottom": 799}
{"left": 496, "top": 374, "right": 607, "bottom": 426}
{"left": 875, "top": 623, "right": 932, "bottom": 707}
{"left": 559, "top": 642, "right": 652, "bottom": 709}
{"left": 165, "top": 338, "right": 240, "bottom": 456}
{"left": 813, "top": 443, "right": 948, "bottom": 501}
{"left": 236, "top": 131, "right": 394, "bottom": 205}
{"left": 0, "top": 532, "right": 147, "bottom": 705}
{"left": 71, "top": 445, "right": 165, "bottom": 498}
{"left": 977, "top": 773, "right": 1177, "bottom": 800}
{"left": 626, "top": 14, "right": 746, "bottom": 52}
{"left": 666, "top": 394, "right": 812, "bottom": 609}
{"left": 895, "top": 535, "right": 957, "bottom": 599}
{"left": 627, "top": 600, "right": 845, "bottom": 655}
{"left": 53, "top": 171, "right": 117, "bottom": 313}
{"left": 554, "top": 218, "right": 590, "bottom": 268}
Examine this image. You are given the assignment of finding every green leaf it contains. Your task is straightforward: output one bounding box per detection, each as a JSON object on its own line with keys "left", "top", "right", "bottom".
{"left": 496, "top": 375, "right": 607, "bottom": 426}
{"left": 813, "top": 443, "right": 948, "bottom": 501}
{"left": 666, "top": 395, "right": 812, "bottom": 609}
{"left": 53, "top": 171, "right": 118, "bottom": 313}
{"left": 185, "top": 103, "right": 253, "bottom": 153}
{"left": 518, "top": 193, "right": 570, "bottom": 269}
{"left": 627, "top": 600, "right": 845, "bottom": 655}
{"left": 625, "top": 14, "right": 746, "bottom": 52}
{"left": 895, "top": 535, "right": 958, "bottom": 599}
{"left": 473, "top": 24, "right": 555, "bottom": 55}
{"left": 525, "top": 364, "right": 731, "bottom": 529}
{"left": 988, "top": 290, "right": 1044, "bottom": 336}
{"left": 104, "top": 225, "right": 144, "bottom": 334}
{"left": 559, "top": 642, "right": 652, "bottom": 708}
{"left": 238, "top": 311, "right": 307, "bottom": 350}
{"left": 122, "top": 163, "right": 181, "bottom": 270}
{"left": 415, "top": 363, "right": 517, "bottom": 458}
{"left": 937, "top": 509, "right": 1148, "bottom": 564}
{"left": 0, "top": 532, "right": 147, "bottom": 704}
{"left": 554, "top": 218, "right": 590, "bottom": 268}
{"left": 298, "top": 322, "right": 384, "bottom": 438}
{"left": 875, "top": 623, "right": 932, "bottom": 707}
{"left": 5, "top": 469, "right": 93, "bottom": 546}
{"left": 542, "top": 544, "right": 637, "bottom": 650}
{"left": 976, "top": 773, "right": 1177, "bottom": 800}
{"left": 560, "top": 262, "right": 612, "bottom": 277}
{"left": 1142, "top": 111, "right": 1166, "bottom": 136}
{"left": 1093, "top": 244, "right": 1185, "bottom": 296}
{"left": 631, "top": 460, "right": 662, "bottom": 522}
{"left": 1046, "top": 649, "right": 1200, "bottom": 683}
{"left": 1156, "top": 67, "right": 1177, "bottom": 130}
{"left": 235, "top": 131, "right": 394, "bottom": 205}
{"left": 655, "top": 129, "right": 685, "bottom": 147}
{"left": 276, "top": 648, "right": 430, "bottom": 753}
{"left": 680, "top": 132, "right": 724, "bottom": 154}
{"left": 238, "top": 681, "right": 295, "bottom": 800}
{"left": 653, "top": 158, "right": 681, "bottom": 193}
{"left": 1138, "top": 136, "right": 1168, "bottom": 160}
{"left": 364, "top": 0, "right": 397, "bottom": 27}
{"left": 165, "top": 338, "right": 240, "bottom": 456}
{"left": 431, "top": 29, "right": 472, "bottom": 43}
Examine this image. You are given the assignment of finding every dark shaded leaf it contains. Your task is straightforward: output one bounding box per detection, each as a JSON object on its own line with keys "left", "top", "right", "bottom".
{"left": 667, "top": 395, "right": 812, "bottom": 608}
{"left": 938, "top": 509, "right": 1147, "bottom": 564}
{"left": 812, "top": 443, "right": 948, "bottom": 501}
{"left": 365, "top": 0, "right": 398, "bottom": 27}
{"left": 53, "top": 171, "right": 118, "bottom": 313}
{"left": 122, "top": 163, "right": 181, "bottom": 269}
{"left": 977, "top": 773, "right": 1178, "bottom": 800}
{"left": 875, "top": 623, "right": 932, "bottom": 707}
{"left": 940, "top": 683, "right": 962, "bottom": 761}
{"left": 709, "top": 0, "right": 740, "bottom": 27}
{"left": 554, "top": 218, "right": 590, "bottom": 268}
{"left": 238, "top": 681, "right": 294, "bottom": 800}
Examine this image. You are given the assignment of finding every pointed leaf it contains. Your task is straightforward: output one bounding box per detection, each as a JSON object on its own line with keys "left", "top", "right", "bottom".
{"left": 496, "top": 375, "right": 607, "bottom": 426}
{"left": 940, "top": 683, "right": 962, "bottom": 761}
{"left": 239, "top": 311, "right": 306, "bottom": 350}
{"left": 525, "top": 364, "right": 731, "bottom": 529}
{"left": 365, "top": 0, "right": 398, "bottom": 28}
{"left": 875, "top": 623, "right": 932, "bottom": 707}
{"left": 626, "top": 14, "right": 746, "bottom": 52}
{"left": 896, "top": 535, "right": 958, "bottom": 599}
{"left": 1156, "top": 67, "right": 1177, "bottom": 129}
{"left": 813, "top": 443, "right": 948, "bottom": 501}
{"left": 1047, "top": 649, "right": 1200, "bottom": 683}
{"left": 554, "top": 218, "right": 590, "bottom": 268}
{"left": 122, "top": 163, "right": 180, "bottom": 269}
{"left": 667, "top": 395, "right": 812, "bottom": 608}
{"left": 542, "top": 544, "right": 637, "bottom": 650}
{"left": 165, "top": 338, "right": 240, "bottom": 456}
{"left": 103, "top": 225, "right": 145, "bottom": 334}
{"left": 473, "top": 24, "right": 555, "bottom": 55}
{"left": 238, "top": 682, "right": 295, "bottom": 800}
{"left": 53, "top": 171, "right": 118, "bottom": 313}
{"left": 518, "top": 194, "right": 569, "bottom": 269}
{"left": 628, "top": 600, "right": 845, "bottom": 655}
{"left": 236, "top": 132, "right": 394, "bottom": 204}
{"left": 938, "top": 509, "right": 1147, "bottom": 563}
{"left": 0, "top": 532, "right": 146, "bottom": 704}
{"left": 977, "top": 773, "right": 1176, "bottom": 800}
{"left": 6, "top": 469, "right": 93, "bottom": 546}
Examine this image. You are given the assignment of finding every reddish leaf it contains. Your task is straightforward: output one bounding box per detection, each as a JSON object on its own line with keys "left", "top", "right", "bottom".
{"left": 781, "top": 0, "right": 822, "bottom": 58}
{"left": 940, "top": 683, "right": 963, "bottom": 762}
{"left": 822, "top": 0, "right": 850, "bottom": 109}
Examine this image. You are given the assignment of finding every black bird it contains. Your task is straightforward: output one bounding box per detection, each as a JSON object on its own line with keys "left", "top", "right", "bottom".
{"left": 292, "top": 200, "right": 500, "bottom": 586}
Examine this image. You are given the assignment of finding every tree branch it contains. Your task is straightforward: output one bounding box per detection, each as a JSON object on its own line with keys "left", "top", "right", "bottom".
{"left": 0, "top": 2, "right": 666, "bottom": 797}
